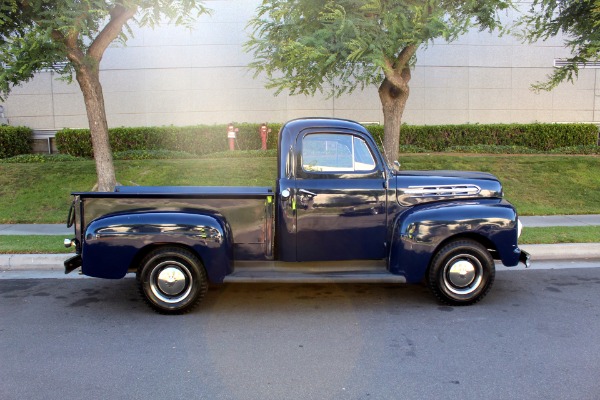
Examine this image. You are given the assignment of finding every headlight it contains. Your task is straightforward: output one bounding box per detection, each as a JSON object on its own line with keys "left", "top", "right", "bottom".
{"left": 517, "top": 219, "right": 523, "bottom": 238}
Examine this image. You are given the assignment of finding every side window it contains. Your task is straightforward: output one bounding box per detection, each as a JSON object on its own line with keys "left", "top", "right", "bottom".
{"left": 302, "top": 133, "right": 376, "bottom": 173}
{"left": 353, "top": 137, "right": 376, "bottom": 171}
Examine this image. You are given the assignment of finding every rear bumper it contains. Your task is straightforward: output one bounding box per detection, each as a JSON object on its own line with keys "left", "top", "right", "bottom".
{"left": 64, "top": 254, "right": 82, "bottom": 274}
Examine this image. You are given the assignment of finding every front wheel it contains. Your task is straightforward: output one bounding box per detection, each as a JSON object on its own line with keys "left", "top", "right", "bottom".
{"left": 137, "top": 247, "right": 208, "bottom": 314}
{"left": 427, "top": 239, "right": 495, "bottom": 306}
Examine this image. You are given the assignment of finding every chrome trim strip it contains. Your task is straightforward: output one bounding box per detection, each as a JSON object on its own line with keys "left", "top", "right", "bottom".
{"left": 403, "top": 184, "right": 481, "bottom": 197}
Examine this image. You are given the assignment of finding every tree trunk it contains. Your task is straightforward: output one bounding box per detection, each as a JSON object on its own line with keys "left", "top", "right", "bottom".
{"left": 378, "top": 74, "right": 410, "bottom": 166}
{"left": 74, "top": 65, "right": 116, "bottom": 192}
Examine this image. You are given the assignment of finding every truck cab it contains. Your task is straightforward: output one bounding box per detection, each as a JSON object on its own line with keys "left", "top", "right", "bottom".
{"left": 276, "top": 118, "right": 390, "bottom": 262}
{"left": 65, "top": 118, "right": 529, "bottom": 314}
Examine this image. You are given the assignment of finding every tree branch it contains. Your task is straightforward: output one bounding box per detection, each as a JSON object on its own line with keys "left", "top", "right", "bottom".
{"left": 51, "top": 29, "right": 85, "bottom": 67}
{"left": 88, "top": 4, "right": 137, "bottom": 62}
{"left": 382, "top": 44, "right": 417, "bottom": 90}
{"left": 394, "top": 44, "right": 417, "bottom": 72}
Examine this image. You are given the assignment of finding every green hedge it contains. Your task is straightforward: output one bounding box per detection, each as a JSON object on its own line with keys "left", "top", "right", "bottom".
{"left": 0, "top": 126, "right": 31, "bottom": 158}
{"left": 55, "top": 122, "right": 598, "bottom": 157}
{"left": 365, "top": 123, "right": 599, "bottom": 152}
{"left": 55, "top": 123, "right": 283, "bottom": 158}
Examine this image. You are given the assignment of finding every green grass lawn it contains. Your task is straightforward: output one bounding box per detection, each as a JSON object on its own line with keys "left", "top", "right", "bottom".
{"left": 519, "top": 226, "right": 600, "bottom": 244}
{"left": 0, "top": 235, "right": 74, "bottom": 254}
{"left": 0, "top": 154, "right": 599, "bottom": 223}
{"left": 0, "top": 157, "right": 276, "bottom": 223}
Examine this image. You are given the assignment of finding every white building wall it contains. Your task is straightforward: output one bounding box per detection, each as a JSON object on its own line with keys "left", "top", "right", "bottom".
{"left": 1, "top": 0, "right": 598, "bottom": 129}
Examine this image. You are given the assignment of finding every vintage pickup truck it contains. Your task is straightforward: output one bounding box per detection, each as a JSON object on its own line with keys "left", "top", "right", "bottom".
{"left": 64, "top": 118, "right": 530, "bottom": 314}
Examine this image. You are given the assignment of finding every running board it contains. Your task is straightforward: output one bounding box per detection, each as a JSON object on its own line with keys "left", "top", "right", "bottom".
{"left": 224, "top": 261, "right": 406, "bottom": 284}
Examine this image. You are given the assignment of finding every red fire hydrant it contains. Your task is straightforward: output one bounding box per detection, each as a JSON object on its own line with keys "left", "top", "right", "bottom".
{"left": 227, "top": 123, "right": 239, "bottom": 151}
{"left": 259, "top": 123, "right": 271, "bottom": 150}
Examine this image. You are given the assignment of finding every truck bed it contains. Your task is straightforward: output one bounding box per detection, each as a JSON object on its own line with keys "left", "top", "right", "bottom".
{"left": 72, "top": 186, "right": 275, "bottom": 260}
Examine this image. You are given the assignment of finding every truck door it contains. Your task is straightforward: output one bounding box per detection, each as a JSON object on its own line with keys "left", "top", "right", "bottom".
{"left": 294, "top": 130, "right": 388, "bottom": 261}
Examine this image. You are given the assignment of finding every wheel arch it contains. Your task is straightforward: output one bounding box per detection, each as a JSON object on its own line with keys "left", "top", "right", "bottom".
{"left": 430, "top": 232, "right": 499, "bottom": 265}
{"left": 81, "top": 211, "right": 233, "bottom": 282}
{"left": 130, "top": 242, "right": 205, "bottom": 274}
{"left": 388, "top": 201, "right": 517, "bottom": 283}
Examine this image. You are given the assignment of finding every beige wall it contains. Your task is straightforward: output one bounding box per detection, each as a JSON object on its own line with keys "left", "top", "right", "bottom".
{"left": 1, "top": 0, "right": 598, "bottom": 129}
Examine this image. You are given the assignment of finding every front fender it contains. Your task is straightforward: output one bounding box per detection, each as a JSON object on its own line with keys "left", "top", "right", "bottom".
{"left": 82, "top": 211, "right": 232, "bottom": 282}
{"left": 389, "top": 199, "right": 521, "bottom": 283}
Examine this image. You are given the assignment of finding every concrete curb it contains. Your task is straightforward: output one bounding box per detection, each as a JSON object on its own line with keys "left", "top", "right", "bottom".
{"left": 520, "top": 243, "right": 600, "bottom": 261}
{"left": 0, "top": 254, "right": 70, "bottom": 272}
{"left": 1, "top": 244, "right": 599, "bottom": 273}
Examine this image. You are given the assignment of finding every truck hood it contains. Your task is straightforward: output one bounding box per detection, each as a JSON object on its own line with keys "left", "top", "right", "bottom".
{"left": 394, "top": 170, "right": 503, "bottom": 206}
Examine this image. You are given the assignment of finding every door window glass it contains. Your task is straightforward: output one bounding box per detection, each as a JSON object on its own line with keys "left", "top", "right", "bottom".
{"left": 302, "top": 134, "right": 376, "bottom": 172}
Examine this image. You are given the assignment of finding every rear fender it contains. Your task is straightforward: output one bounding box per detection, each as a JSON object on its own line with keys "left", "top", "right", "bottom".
{"left": 81, "top": 211, "right": 233, "bottom": 282}
{"left": 388, "top": 199, "right": 520, "bottom": 283}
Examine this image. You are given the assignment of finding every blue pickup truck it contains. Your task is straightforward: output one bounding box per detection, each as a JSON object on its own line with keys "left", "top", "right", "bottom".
{"left": 64, "top": 118, "right": 530, "bottom": 314}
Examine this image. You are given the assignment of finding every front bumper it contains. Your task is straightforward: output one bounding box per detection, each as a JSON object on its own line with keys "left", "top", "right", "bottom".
{"left": 519, "top": 249, "right": 531, "bottom": 268}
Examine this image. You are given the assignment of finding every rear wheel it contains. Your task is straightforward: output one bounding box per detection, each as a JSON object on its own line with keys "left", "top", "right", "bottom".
{"left": 137, "top": 247, "right": 208, "bottom": 314}
{"left": 427, "top": 239, "right": 495, "bottom": 306}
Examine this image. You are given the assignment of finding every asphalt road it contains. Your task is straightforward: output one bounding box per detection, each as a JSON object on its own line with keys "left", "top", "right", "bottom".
{"left": 1, "top": 263, "right": 600, "bottom": 400}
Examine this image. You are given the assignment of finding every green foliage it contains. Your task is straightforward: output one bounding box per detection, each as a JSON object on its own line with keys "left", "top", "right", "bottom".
{"left": 113, "top": 150, "right": 198, "bottom": 160}
{"left": 246, "top": 0, "right": 512, "bottom": 165}
{"left": 0, "top": 153, "right": 84, "bottom": 163}
{"left": 445, "top": 145, "right": 541, "bottom": 154}
{"left": 398, "top": 145, "right": 432, "bottom": 154}
{"left": 549, "top": 145, "right": 600, "bottom": 155}
{"left": 54, "top": 129, "right": 94, "bottom": 158}
{"left": 0, "top": 125, "right": 31, "bottom": 158}
{"left": 365, "top": 123, "right": 599, "bottom": 152}
{"left": 55, "top": 122, "right": 597, "bottom": 157}
{"left": 201, "top": 149, "right": 278, "bottom": 159}
{"left": 56, "top": 123, "right": 284, "bottom": 157}
{"left": 521, "top": 0, "right": 600, "bottom": 90}
{"left": 0, "top": 1, "right": 210, "bottom": 100}
{"left": 1, "top": 0, "right": 211, "bottom": 191}
{"left": 246, "top": 0, "right": 511, "bottom": 98}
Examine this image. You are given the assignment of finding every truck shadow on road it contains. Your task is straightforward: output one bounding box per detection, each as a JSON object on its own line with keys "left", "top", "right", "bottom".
{"left": 0, "top": 275, "right": 526, "bottom": 316}
{"left": 5, "top": 269, "right": 599, "bottom": 317}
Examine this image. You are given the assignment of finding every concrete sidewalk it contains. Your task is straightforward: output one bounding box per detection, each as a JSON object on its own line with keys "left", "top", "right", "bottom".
{"left": 521, "top": 214, "right": 600, "bottom": 227}
{"left": 0, "top": 224, "right": 72, "bottom": 235}
{"left": 1, "top": 215, "right": 600, "bottom": 236}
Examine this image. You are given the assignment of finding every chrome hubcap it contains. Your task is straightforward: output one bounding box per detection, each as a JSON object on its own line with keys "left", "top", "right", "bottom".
{"left": 149, "top": 261, "right": 192, "bottom": 304}
{"left": 448, "top": 260, "right": 476, "bottom": 288}
{"left": 157, "top": 267, "right": 186, "bottom": 296}
{"left": 443, "top": 255, "right": 483, "bottom": 295}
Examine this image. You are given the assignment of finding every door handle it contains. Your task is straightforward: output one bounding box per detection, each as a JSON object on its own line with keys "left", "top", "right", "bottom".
{"left": 298, "top": 189, "right": 317, "bottom": 197}
{"left": 298, "top": 189, "right": 316, "bottom": 210}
